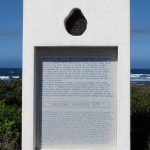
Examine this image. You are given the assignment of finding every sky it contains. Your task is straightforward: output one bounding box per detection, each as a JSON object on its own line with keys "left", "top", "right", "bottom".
{"left": 0, "top": 0, "right": 22, "bottom": 68}
{"left": 0, "top": 0, "right": 150, "bottom": 68}
{"left": 131, "top": 0, "right": 150, "bottom": 69}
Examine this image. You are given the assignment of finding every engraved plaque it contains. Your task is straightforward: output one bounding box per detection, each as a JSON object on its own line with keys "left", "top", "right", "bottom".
{"left": 36, "top": 47, "right": 118, "bottom": 149}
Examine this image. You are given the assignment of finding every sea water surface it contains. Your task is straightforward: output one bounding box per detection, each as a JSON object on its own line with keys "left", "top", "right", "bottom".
{"left": 131, "top": 69, "right": 150, "bottom": 85}
{"left": 0, "top": 68, "right": 22, "bottom": 81}
{"left": 0, "top": 68, "right": 150, "bottom": 85}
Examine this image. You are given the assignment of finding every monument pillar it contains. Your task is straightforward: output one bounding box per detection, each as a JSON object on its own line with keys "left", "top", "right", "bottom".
{"left": 22, "top": 0, "right": 130, "bottom": 150}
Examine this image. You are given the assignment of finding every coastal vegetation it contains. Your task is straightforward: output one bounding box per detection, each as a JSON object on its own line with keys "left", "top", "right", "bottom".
{"left": 0, "top": 80, "right": 150, "bottom": 150}
{"left": 0, "top": 80, "right": 21, "bottom": 150}
{"left": 131, "top": 86, "right": 150, "bottom": 150}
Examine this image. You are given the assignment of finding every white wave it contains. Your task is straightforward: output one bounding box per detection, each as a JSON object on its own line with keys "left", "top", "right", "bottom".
{"left": 0, "top": 76, "right": 20, "bottom": 81}
{"left": 11, "top": 76, "right": 20, "bottom": 79}
{"left": 131, "top": 78, "right": 150, "bottom": 82}
{"left": 131, "top": 74, "right": 143, "bottom": 78}
{"left": 131, "top": 74, "right": 150, "bottom": 82}
{"left": 0, "top": 76, "right": 10, "bottom": 80}
{"left": 140, "top": 74, "right": 150, "bottom": 77}
{"left": 130, "top": 74, "right": 150, "bottom": 78}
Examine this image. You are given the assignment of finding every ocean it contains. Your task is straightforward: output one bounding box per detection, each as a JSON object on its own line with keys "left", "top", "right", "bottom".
{"left": 131, "top": 69, "right": 150, "bottom": 86}
{"left": 0, "top": 68, "right": 150, "bottom": 85}
{"left": 0, "top": 68, "right": 22, "bottom": 81}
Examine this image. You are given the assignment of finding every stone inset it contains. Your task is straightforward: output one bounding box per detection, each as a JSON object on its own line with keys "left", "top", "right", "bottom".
{"left": 65, "top": 8, "right": 87, "bottom": 36}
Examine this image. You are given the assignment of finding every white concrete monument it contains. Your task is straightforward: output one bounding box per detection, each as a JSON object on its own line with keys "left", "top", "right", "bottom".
{"left": 22, "top": 0, "right": 130, "bottom": 150}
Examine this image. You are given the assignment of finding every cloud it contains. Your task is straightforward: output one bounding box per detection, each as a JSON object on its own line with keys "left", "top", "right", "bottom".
{"left": 0, "top": 30, "right": 22, "bottom": 37}
{"left": 131, "top": 28, "right": 150, "bottom": 34}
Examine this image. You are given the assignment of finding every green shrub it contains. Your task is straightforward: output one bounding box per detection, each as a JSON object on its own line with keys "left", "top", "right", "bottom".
{"left": 131, "top": 86, "right": 150, "bottom": 150}
{"left": 131, "top": 87, "right": 150, "bottom": 114}
{"left": 1, "top": 79, "right": 150, "bottom": 150}
{"left": 0, "top": 79, "right": 21, "bottom": 107}
{"left": 0, "top": 102, "right": 21, "bottom": 150}
{"left": 0, "top": 79, "right": 22, "bottom": 150}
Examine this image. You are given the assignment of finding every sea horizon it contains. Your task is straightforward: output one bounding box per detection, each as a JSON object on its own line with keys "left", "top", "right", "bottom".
{"left": 1, "top": 68, "right": 150, "bottom": 86}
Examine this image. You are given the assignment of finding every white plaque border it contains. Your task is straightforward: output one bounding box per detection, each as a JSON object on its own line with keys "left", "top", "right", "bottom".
{"left": 35, "top": 46, "right": 118, "bottom": 150}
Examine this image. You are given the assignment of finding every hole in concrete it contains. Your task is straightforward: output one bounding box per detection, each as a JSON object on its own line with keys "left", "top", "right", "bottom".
{"left": 65, "top": 8, "right": 87, "bottom": 36}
